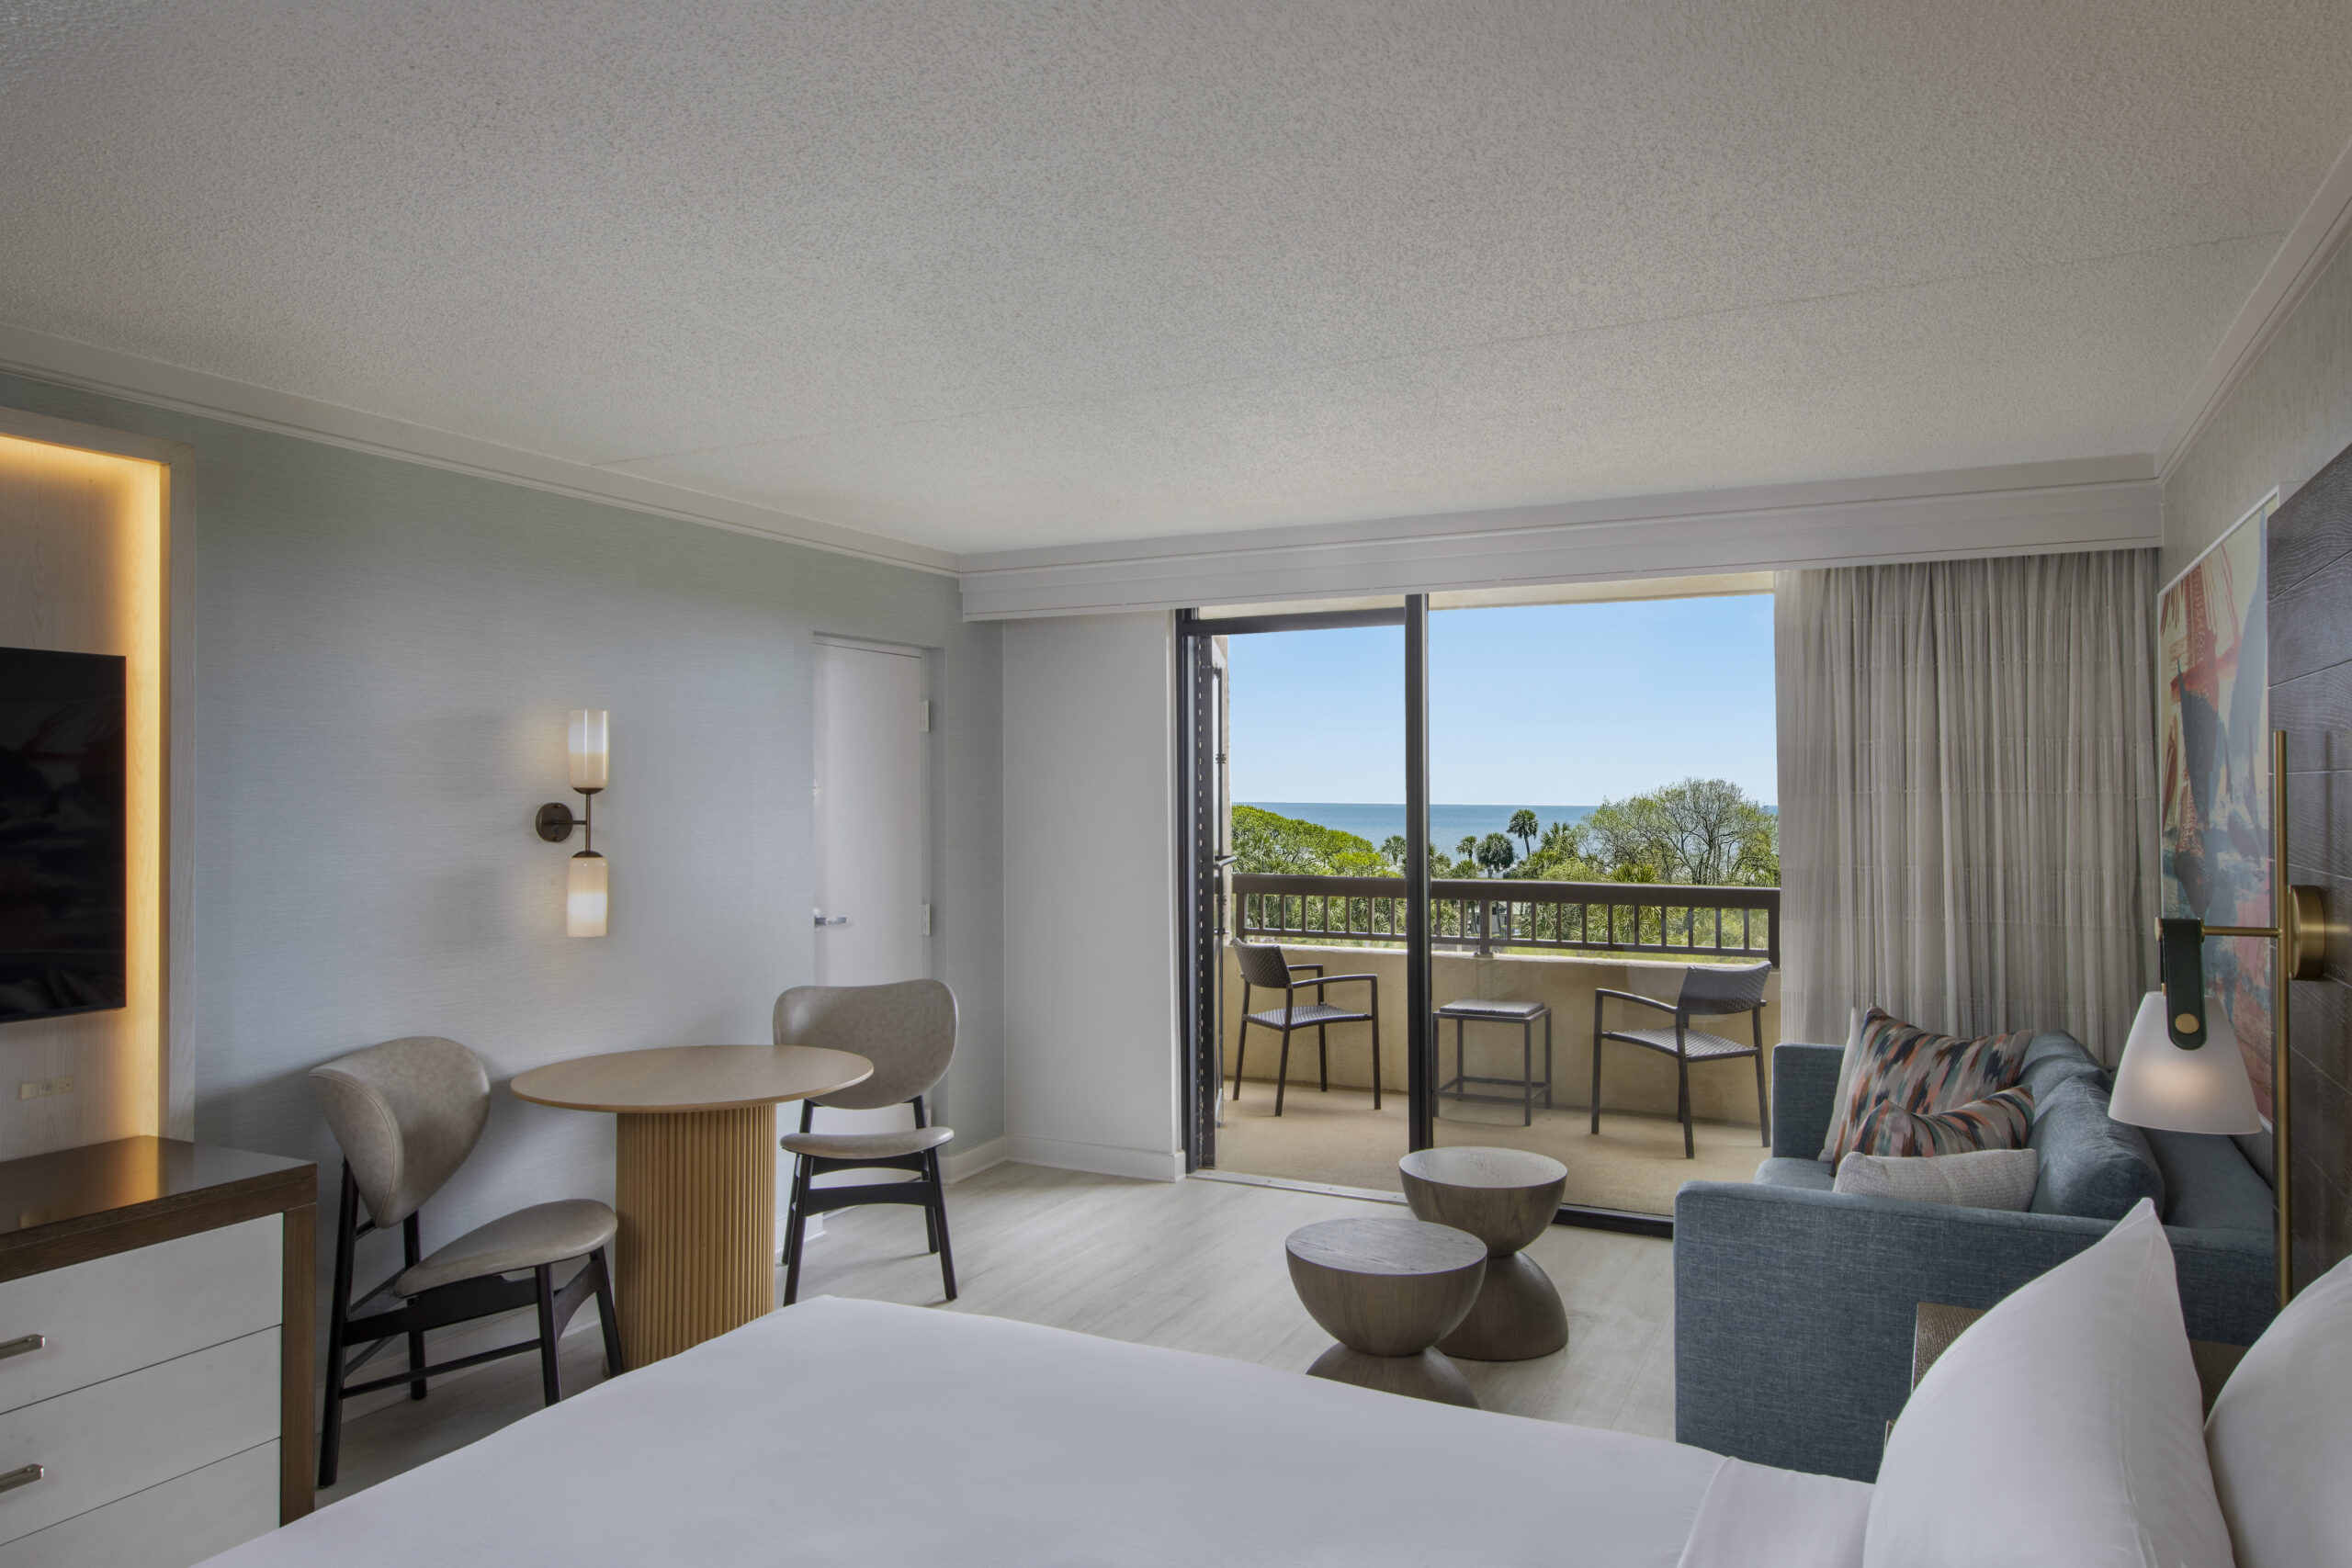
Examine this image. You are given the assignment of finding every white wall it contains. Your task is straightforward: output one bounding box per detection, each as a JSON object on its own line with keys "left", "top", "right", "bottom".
{"left": 0, "top": 367, "right": 1006, "bottom": 1357}
{"left": 2164, "top": 239, "right": 2352, "bottom": 578}
{"left": 1001, "top": 613, "right": 1183, "bottom": 1179}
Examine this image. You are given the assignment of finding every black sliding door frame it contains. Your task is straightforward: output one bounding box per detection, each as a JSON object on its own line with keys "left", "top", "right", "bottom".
{"left": 1173, "top": 601, "right": 1667, "bottom": 1235}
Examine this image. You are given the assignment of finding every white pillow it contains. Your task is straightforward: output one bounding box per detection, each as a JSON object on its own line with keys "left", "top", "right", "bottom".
{"left": 1817, "top": 1007, "right": 1862, "bottom": 1161}
{"left": 2204, "top": 1249, "right": 2352, "bottom": 1567}
{"left": 1864, "top": 1201, "right": 2233, "bottom": 1568}
{"left": 1832, "top": 1147, "right": 2038, "bottom": 1210}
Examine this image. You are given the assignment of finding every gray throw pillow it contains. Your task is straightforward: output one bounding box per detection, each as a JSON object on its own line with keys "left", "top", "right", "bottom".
{"left": 1833, "top": 1147, "right": 2040, "bottom": 1210}
{"left": 2029, "top": 1073, "right": 2165, "bottom": 1221}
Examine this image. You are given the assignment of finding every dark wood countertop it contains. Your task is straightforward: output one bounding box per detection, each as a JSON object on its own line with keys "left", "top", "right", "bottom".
{"left": 0, "top": 1135, "right": 317, "bottom": 1284}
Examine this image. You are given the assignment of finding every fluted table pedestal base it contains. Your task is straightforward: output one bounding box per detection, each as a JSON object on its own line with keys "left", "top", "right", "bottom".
{"left": 615, "top": 1106, "right": 776, "bottom": 1366}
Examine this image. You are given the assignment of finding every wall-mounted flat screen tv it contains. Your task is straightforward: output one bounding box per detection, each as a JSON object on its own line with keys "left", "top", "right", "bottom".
{"left": 0, "top": 647, "right": 127, "bottom": 1023}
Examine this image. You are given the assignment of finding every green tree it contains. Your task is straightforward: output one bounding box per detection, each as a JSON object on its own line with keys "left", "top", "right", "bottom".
{"left": 1508, "top": 808, "right": 1538, "bottom": 859}
{"left": 1455, "top": 835, "right": 1478, "bottom": 863}
{"left": 1476, "top": 832, "right": 1516, "bottom": 876}
{"left": 1380, "top": 834, "right": 1408, "bottom": 869}
{"left": 1581, "top": 778, "right": 1777, "bottom": 886}
{"left": 1232, "top": 805, "right": 1391, "bottom": 876}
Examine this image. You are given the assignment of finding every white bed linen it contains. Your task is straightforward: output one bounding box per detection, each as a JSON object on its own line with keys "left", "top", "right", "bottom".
{"left": 210, "top": 1297, "right": 1865, "bottom": 1568}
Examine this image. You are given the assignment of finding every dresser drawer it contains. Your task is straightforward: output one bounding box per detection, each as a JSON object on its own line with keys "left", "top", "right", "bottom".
{"left": 0, "top": 1441, "right": 277, "bottom": 1568}
{"left": 0, "top": 1329, "right": 279, "bottom": 1545}
{"left": 0, "top": 1217, "right": 280, "bottom": 1415}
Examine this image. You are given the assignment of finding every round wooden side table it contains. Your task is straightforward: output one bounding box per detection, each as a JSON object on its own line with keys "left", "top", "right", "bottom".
{"left": 512, "top": 1043, "right": 871, "bottom": 1367}
{"left": 1284, "top": 1216, "right": 1487, "bottom": 1407}
{"left": 1398, "top": 1145, "right": 1569, "bottom": 1360}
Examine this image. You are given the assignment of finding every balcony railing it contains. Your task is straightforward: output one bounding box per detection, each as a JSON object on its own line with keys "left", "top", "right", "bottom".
{"left": 1232, "top": 873, "right": 1778, "bottom": 965}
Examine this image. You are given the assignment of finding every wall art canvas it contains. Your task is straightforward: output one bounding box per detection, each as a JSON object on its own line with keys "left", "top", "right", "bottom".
{"left": 2159, "top": 491, "right": 2276, "bottom": 1122}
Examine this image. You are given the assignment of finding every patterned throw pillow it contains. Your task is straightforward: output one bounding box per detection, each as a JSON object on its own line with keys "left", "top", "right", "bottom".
{"left": 1844, "top": 1087, "right": 2036, "bottom": 1158}
{"left": 1824, "top": 1009, "right": 2034, "bottom": 1164}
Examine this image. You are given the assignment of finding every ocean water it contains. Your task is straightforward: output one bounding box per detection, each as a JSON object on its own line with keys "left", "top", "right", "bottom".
{"left": 1241, "top": 802, "right": 1595, "bottom": 849}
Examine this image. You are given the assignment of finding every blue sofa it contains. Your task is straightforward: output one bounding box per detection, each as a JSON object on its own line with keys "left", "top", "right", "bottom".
{"left": 1673, "top": 1032, "right": 2277, "bottom": 1481}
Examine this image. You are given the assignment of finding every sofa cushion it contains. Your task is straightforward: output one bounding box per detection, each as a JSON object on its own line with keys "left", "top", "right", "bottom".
{"left": 1846, "top": 1085, "right": 2035, "bottom": 1157}
{"left": 2145, "top": 1129, "right": 2273, "bottom": 1234}
{"left": 1755, "top": 1156, "right": 1837, "bottom": 1191}
{"left": 1833, "top": 1147, "right": 2040, "bottom": 1210}
{"left": 2016, "top": 1031, "right": 2104, "bottom": 1104}
{"left": 1825, "top": 1010, "right": 2034, "bottom": 1163}
{"left": 2029, "top": 1073, "right": 2165, "bottom": 1220}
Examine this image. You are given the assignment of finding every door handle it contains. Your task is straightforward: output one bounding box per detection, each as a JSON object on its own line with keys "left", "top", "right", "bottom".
{"left": 0, "top": 1336, "right": 40, "bottom": 1362}
{"left": 0, "top": 1464, "right": 41, "bottom": 1495}
{"left": 814, "top": 915, "right": 849, "bottom": 927}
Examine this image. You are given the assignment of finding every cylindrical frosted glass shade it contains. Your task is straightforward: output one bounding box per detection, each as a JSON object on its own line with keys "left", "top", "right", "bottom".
{"left": 569, "top": 708, "right": 609, "bottom": 792}
{"left": 567, "top": 852, "right": 609, "bottom": 938}
{"left": 2109, "top": 991, "right": 2262, "bottom": 1134}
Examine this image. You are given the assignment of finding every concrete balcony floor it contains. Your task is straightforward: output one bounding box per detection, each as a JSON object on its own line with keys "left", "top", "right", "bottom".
{"left": 1214, "top": 1082, "right": 1768, "bottom": 1214}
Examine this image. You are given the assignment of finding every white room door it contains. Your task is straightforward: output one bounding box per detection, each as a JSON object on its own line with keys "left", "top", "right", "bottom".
{"left": 813, "top": 637, "right": 928, "bottom": 987}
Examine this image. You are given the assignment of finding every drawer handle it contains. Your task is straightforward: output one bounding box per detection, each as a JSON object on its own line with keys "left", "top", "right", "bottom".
{"left": 0, "top": 1465, "right": 40, "bottom": 1495}
{"left": 0, "top": 1336, "right": 40, "bottom": 1362}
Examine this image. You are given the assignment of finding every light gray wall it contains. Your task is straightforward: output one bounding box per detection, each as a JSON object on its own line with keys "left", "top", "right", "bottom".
{"left": 2164, "top": 242, "right": 2352, "bottom": 577}
{"left": 0, "top": 369, "right": 1002, "bottom": 1280}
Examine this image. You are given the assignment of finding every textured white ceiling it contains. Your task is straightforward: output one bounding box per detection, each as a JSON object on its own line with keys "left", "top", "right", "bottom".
{"left": 4, "top": 1, "right": 2348, "bottom": 555}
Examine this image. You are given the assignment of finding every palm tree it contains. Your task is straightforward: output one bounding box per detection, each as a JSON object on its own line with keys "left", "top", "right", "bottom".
{"left": 1456, "top": 835, "right": 1478, "bottom": 863}
{"left": 1509, "top": 808, "right": 1538, "bottom": 859}
{"left": 1380, "top": 834, "right": 1408, "bottom": 869}
{"left": 1476, "top": 832, "right": 1516, "bottom": 876}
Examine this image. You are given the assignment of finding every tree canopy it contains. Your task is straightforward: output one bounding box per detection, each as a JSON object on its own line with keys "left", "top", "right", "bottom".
{"left": 1234, "top": 779, "right": 1777, "bottom": 887}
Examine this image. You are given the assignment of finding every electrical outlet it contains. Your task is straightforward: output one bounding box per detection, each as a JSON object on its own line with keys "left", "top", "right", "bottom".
{"left": 17, "top": 1077, "right": 73, "bottom": 1101}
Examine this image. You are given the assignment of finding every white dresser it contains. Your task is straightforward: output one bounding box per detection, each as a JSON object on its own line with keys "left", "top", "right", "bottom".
{"left": 0, "top": 1140, "right": 314, "bottom": 1567}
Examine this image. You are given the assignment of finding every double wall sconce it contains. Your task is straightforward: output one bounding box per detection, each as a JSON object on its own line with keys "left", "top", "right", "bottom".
{"left": 534, "top": 709, "right": 609, "bottom": 938}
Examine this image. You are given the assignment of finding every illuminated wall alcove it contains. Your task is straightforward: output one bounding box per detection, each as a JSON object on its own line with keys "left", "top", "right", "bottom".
{"left": 0, "top": 406, "right": 190, "bottom": 1156}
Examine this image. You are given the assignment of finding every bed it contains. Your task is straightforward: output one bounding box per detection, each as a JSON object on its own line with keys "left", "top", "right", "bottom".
{"left": 208, "top": 1296, "right": 1870, "bottom": 1568}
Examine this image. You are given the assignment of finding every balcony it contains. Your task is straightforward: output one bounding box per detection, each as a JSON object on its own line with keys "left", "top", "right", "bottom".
{"left": 1218, "top": 873, "right": 1782, "bottom": 1215}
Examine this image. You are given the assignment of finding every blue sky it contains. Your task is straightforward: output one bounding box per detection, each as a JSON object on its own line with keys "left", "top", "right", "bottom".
{"left": 1226, "top": 595, "right": 1777, "bottom": 805}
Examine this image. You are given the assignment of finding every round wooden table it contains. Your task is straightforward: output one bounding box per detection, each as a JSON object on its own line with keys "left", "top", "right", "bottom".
{"left": 512, "top": 1044, "right": 871, "bottom": 1366}
{"left": 1285, "top": 1216, "right": 1487, "bottom": 1406}
{"left": 1398, "top": 1145, "right": 1569, "bottom": 1360}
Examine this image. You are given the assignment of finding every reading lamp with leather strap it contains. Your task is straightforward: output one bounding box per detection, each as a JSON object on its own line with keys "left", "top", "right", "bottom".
{"left": 2108, "top": 731, "right": 2335, "bottom": 1306}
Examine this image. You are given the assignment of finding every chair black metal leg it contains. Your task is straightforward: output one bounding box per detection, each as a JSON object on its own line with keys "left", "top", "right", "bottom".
{"left": 591, "top": 1247, "right": 625, "bottom": 1377}
{"left": 783, "top": 1151, "right": 811, "bottom": 1306}
{"left": 1589, "top": 998, "right": 1605, "bottom": 1135}
{"left": 1317, "top": 1024, "right": 1329, "bottom": 1092}
{"left": 402, "top": 1213, "right": 427, "bottom": 1401}
{"left": 1275, "top": 1025, "right": 1293, "bottom": 1116}
{"left": 1753, "top": 1009, "right": 1770, "bottom": 1145}
{"left": 533, "top": 1265, "right": 562, "bottom": 1405}
{"left": 926, "top": 1149, "right": 957, "bottom": 1301}
{"left": 1678, "top": 1052, "right": 1694, "bottom": 1158}
{"left": 1369, "top": 987, "right": 1382, "bottom": 1111}
{"left": 1232, "top": 1019, "right": 1249, "bottom": 1099}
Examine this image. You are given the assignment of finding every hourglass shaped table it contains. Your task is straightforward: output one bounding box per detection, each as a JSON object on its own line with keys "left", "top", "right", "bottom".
{"left": 512, "top": 1044, "right": 871, "bottom": 1366}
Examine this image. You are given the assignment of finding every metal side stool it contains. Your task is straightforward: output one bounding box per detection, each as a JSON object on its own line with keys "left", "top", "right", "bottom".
{"left": 1433, "top": 998, "right": 1552, "bottom": 1125}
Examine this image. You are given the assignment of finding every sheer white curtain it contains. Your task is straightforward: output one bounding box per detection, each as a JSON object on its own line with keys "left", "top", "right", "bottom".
{"left": 1774, "top": 549, "right": 2159, "bottom": 1061}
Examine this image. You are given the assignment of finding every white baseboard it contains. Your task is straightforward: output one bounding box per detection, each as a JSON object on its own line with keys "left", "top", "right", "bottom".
{"left": 1005, "top": 1134, "right": 1185, "bottom": 1182}
{"left": 945, "top": 1136, "right": 1011, "bottom": 1183}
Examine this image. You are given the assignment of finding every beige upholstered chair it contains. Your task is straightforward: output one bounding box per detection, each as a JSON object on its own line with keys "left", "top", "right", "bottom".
{"left": 776, "top": 980, "right": 958, "bottom": 1306}
{"left": 311, "top": 1036, "right": 623, "bottom": 1487}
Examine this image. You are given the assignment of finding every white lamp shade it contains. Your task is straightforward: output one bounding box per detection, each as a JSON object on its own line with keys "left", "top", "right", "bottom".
{"left": 568, "top": 709, "right": 609, "bottom": 792}
{"left": 2108, "top": 991, "right": 2262, "bottom": 1134}
{"left": 566, "top": 852, "right": 608, "bottom": 938}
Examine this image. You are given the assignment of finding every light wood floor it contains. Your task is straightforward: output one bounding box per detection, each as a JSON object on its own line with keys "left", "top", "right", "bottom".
{"left": 322, "top": 1162, "right": 1676, "bottom": 1506}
